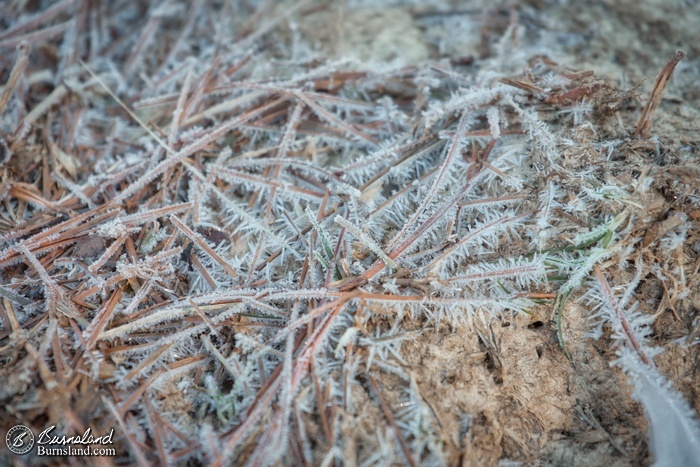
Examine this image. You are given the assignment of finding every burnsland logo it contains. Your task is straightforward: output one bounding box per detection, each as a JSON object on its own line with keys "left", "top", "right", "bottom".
{"left": 6, "top": 425, "right": 35, "bottom": 455}
{"left": 36, "top": 425, "right": 114, "bottom": 446}
{"left": 5, "top": 425, "right": 116, "bottom": 456}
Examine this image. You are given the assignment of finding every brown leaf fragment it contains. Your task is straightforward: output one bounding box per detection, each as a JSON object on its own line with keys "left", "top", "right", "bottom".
{"left": 48, "top": 140, "right": 79, "bottom": 178}
{"left": 73, "top": 235, "right": 106, "bottom": 259}
{"left": 196, "top": 226, "right": 229, "bottom": 247}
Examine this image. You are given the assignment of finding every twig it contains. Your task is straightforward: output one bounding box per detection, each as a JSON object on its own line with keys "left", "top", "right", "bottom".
{"left": 634, "top": 50, "right": 686, "bottom": 139}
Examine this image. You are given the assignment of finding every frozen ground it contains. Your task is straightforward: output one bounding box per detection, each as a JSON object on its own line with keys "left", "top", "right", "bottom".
{"left": 0, "top": 1, "right": 699, "bottom": 465}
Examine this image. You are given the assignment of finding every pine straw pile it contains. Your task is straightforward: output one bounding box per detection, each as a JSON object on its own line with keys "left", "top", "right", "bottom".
{"left": 1, "top": 1, "right": 699, "bottom": 465}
